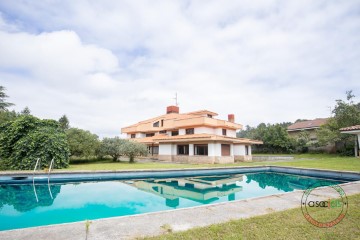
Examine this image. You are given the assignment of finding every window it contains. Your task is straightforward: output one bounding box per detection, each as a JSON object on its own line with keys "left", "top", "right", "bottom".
{"left": 172, "top": 130, "right": 179, "bottom": 136}
{"left": 194, "top": 144, "right": 208, "bottom": 155}
{"left": 185, "top": 128, "right": 194, "bottom": 135}
{"left": 222, "top": 129, "right": 227, "bottom": 136}
{"left": 153, "top": 121, "right": 159, "bottom": 127}
{"left": 131, "top": 134, "right": 136, "bottom": 138}
{"left": 159, "top": 130, "right": 167, "bottom": 134}
{"left": 161, "top": 119, "right": 164, "bottom": 127}
{"left": 148, "top": 146, "right": 159, "bottom": 155}
{"left": 146, "top": 133, "right": 155, "bottom": 137}
{"left": 245, "top": 146, "right": 249, "bottom": 155}
{"left": 207, "top": 114, "right": 213, "bottom": 118}
{"left": 152, "top": 146, "right": 159, "bottom": 154}
{"left": 221, "top": 144, "right": 230, "bottom": 156}
{"left": 177, "top": 145, "right": 189, "bottom": 155}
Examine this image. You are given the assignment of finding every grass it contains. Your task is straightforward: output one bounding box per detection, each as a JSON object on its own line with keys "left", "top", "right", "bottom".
{"left": 62, "top": 154, "right": 360, "bottom": 172}
{"left": 144, "top": 193, "right": 360, "bottom": 240}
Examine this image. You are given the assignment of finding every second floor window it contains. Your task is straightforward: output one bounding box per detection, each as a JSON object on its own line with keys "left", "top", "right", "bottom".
{"left": 153, "top": 121, "right": 159, "bottom": 127}
{"left": 131, "top": 134, "right": 136, "bottom": 138}
{"left": 146, "top": 133, "right": 155, "bottom": 137}
{"left": 185, "top": 128, "right": 194, "bottom": 135}
{"left": 159, "top": 130, "right": 167, "bottom": 134}
{"left": 222, "top": 129, "right": 227, "bottom": 136}
{"left": 172, "top": 130, "right": 179, "bottom": 136}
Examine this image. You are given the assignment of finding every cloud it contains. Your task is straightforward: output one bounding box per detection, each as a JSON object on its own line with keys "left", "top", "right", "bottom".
{"left": 0, "top": 0, "right": 359, "bottom": 137}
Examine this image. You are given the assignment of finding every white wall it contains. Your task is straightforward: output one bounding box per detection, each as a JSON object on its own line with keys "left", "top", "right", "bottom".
{"left": 227, "top": 129, "right": 236, "bottom": 137}
{"left": 234, "top": 145, "right": 245, "bottom": 155}
{"left": 171, "top": 144, "right": 177, "bottom": 155}
{"left": 208, "top": 143, "right": 222, "bottom": 156}
{"left": 195, "top": 127, "right": 215, "bottom": 134}
{"left": 136, "top": 133, "right": 145, "bottom": 138}
{"left": 189, "top": 144, "right": 194, "bottom": 156}
{"left": 159, "top": 144, "right": 173, "bottom": 155}
{"left": 214, "top": 128, "right": 222, "bottom": 136}
{"left": 179, "top": 129, "right": 185, "bottom": 135}
{"left": 234, "top": 145, "right": 252, "bottom": 156}
{"left": 214, "top": 128, "right": 236, "bottom": 137}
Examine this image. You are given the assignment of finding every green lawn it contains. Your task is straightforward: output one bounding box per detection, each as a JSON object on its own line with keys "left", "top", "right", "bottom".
{"left": 63, "top": 154, "right": 360, "bottom": 172}
{"left": 143, "top": 193, "right": 360, "bottom": 240}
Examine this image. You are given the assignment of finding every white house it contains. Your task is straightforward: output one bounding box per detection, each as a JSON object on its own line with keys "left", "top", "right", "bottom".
{"left": 121, "top": 106, "right": 262, "bottom": 164}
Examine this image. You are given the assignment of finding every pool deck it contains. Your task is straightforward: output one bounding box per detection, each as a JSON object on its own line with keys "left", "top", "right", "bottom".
{"left": 0, "top": 167, "right": 359, "bottom": 240}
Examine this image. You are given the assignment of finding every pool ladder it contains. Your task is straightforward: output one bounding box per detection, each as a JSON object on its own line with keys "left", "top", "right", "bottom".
{"left": 32, "top": 158, "right": 54, "bottom": 202}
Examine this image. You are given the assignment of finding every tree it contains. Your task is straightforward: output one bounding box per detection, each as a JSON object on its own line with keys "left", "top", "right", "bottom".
{"left": 122, "top": 141, "right": 148, "bottom": 163}
{"left": 0, "top": 110, "right": 18, "bottom": 126}
{"left": 100, "top": 137, "right": 127, "bottom": 161}
{"left": 292, "top": 130, "right": 310, "bottom": 153}
{"left": 66, "top": 128, "right": 100, "bottom": 158}
{"left": 99, "top": 138, "right": 148, "bottom": 162}
{"left": 0, "top": 86, "right": 14, "bottom": 111}
{"left": 21, "top": 106, "right": 31, "bottom": 115}
{"left": 237, "top": 122, "right": 295, "bottom": 153}
{"left": 58, "top": 115, "right": 70, "bottom": 130}
{"left": 317, "top": 91, "right": 360, "bottom": 149}
{"left": 0, "top": 115, "right": 70, "bottom": 170}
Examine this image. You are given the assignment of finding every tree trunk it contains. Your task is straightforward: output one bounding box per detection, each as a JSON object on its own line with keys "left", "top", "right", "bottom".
{"left": 129, "top": 155, "right": 134, "bottom": 163}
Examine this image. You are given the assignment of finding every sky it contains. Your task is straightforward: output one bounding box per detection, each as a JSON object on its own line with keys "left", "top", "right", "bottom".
{"left": 0, "top": 0, "right": 359, "bottom": 138}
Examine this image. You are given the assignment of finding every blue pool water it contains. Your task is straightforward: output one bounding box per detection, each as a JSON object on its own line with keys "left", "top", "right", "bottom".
{"left": 0, "top": 172, "right": 346, "bottom": 231}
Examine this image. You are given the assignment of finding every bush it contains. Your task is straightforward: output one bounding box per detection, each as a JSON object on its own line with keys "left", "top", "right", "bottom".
{"left": 99, "top": 137, "right": 148, "bottom": 162}
{"left": 122, "top": 141, "right": 148, "bottom": 163}
{"left": 0, "top": 115, "right": 70, "bottom": 170}
{"left": 66, "top": 128, "right": 100, "bottom": 158}
{"left": 99, "top": 137, "right": 127, "bottom": 161}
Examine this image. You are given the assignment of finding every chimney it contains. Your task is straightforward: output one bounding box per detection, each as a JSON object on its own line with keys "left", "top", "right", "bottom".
{"left": 166, "top": 105, "right": 179, "bottom": 114}
{"left": 228, "top": 114, "right": 235, "bottom": 123}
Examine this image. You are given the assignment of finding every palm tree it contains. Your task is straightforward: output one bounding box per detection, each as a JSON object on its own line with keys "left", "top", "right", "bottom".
{"left": 0, "top": 86, "right": 14, "bottom": 111}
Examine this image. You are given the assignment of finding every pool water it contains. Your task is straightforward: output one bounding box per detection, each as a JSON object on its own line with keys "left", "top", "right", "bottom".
{"left": 0, "top": 172, "right": 346, "bottom": 231}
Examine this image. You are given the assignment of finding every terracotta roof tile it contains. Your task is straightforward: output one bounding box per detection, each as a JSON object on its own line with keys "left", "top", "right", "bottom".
{"left": 287, "top": 118, "right": 328, "bottom": 131}
{"left": 132, "top": 134, "right": 262, "bottom": 145}
{"left": 340, "top": 125, "right": 360, "bottom": 131}
{"left": 122, "top": 110, "right": 242, "bottom": 133}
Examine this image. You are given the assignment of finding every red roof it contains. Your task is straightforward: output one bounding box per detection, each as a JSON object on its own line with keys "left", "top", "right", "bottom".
{"left": 340, "top": 125, "right": 360, "bottom": 131}
{"left": 287, "top": 118, "right": 328, "bottom": 131}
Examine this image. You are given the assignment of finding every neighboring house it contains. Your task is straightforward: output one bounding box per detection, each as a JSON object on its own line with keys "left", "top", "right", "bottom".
{"left": 287, "top": 118, "right": 328, "bottom": 142}
{"left": 340, "top": 125, "right": 360, "bottom": 157}
{"left": 121, "top": 106, "right": 262, "bottom": 163}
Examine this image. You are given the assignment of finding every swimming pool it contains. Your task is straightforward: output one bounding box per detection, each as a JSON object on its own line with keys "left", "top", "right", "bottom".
{"left": 0, "top": 170, "right": 352, "bottom": 231}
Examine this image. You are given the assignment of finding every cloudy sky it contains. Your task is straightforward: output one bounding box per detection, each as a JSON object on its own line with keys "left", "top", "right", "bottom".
{"left": 0, "top": 1, "right": 359, "bottom": 137}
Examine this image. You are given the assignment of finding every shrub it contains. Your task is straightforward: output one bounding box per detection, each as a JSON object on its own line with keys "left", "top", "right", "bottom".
{"left": 0, "top": 115, "right": 70, "bottom": 170}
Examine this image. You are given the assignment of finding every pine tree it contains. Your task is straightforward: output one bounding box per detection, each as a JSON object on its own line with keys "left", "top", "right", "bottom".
{"left": 59, "top": 115, "right": 70, "bottom": 130}
{"left": 0, "top": 86, "right": 14, "bottom": 111}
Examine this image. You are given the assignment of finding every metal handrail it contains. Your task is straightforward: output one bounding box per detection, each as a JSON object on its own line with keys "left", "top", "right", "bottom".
{"left": 32, "top": 158, "right": 41, "bottom": 202}
{"left": 33, "top": 158, "right": 55, "bottom": 202}
{"left": 33, "top": 158, "right": 41, "bottom": 175}
{"left": 47, "top": 158, "right": 54, "bottom": 199}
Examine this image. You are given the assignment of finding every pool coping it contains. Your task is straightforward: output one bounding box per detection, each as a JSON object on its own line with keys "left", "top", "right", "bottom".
{"left": 0, "top": 180, "right": 359, "bottom": 240}
{"left": 0, "top": 165, "right": 359, "bottom": 185}
{"left": 0, "top": 165, "right": 359, "bottom": 175}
